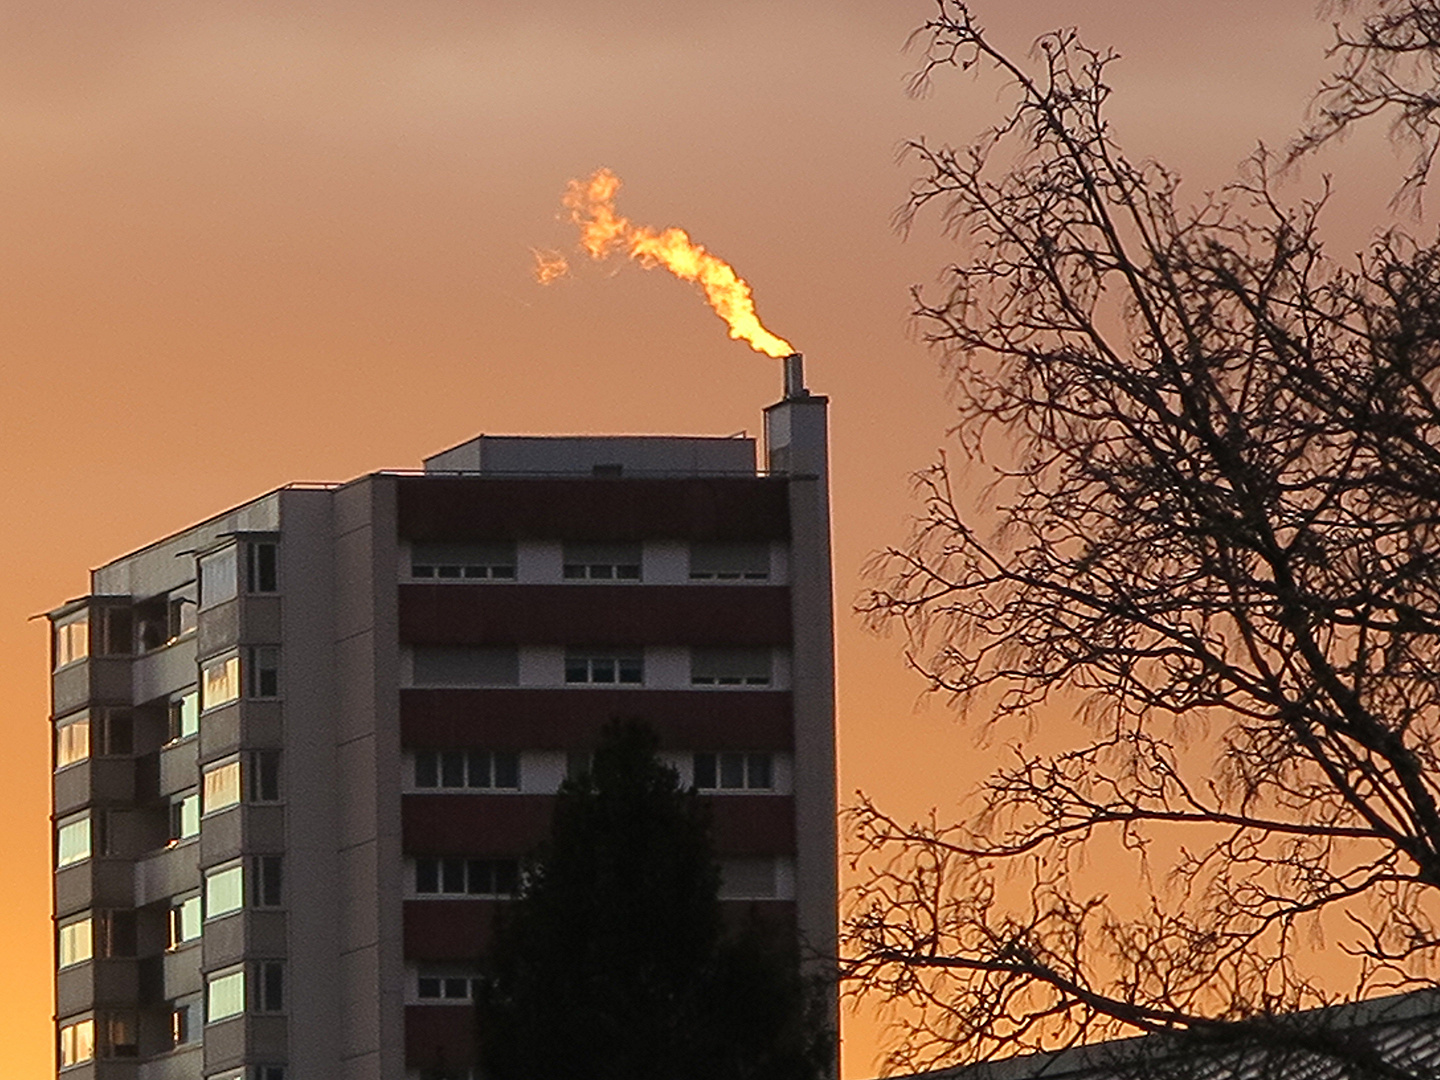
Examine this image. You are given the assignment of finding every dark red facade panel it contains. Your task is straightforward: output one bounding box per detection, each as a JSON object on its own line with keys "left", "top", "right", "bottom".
{"left": 708, "top": 796, "right": 797, "bottom": 855}
{"left": 397, "top": 476, "right": 790, "bottom": 542}
{"left": 405, "top": 1005, "right": 478, "bottom": 1071}
{"left": 403, "top": 794, "right": 553, "bottom": 855}
{"left": 403, "top": 794, "right": 795, "bottom": 857}
{"left": 399, "top": 584, "right": 791, "bottom": 647}
{"left": 401, "top": 899, "right": 798, "bottom": 964}
{"left": 405, "top": 899, "right": 502, "bottom": 958}
{"left": 401, "top": 688, "right": 794, "bottom": 751}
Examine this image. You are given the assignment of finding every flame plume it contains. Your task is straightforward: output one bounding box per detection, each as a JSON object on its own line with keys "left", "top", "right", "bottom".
{"left": 542, "top": 168, "right": 794, "bottom": 359}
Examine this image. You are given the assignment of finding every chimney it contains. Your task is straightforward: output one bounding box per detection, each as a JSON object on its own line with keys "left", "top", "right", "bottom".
{"left": 783, "top": 353, "right": 809, "bottom": 400}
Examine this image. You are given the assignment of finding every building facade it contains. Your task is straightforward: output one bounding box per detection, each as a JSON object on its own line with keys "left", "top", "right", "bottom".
{"left": 47, "top": 375, "right": 836, "bottom": 1079}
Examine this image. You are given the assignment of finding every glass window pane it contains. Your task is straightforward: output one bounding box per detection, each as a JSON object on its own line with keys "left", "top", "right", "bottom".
{"left": 442, "top": 858, "right": 465, "bottom": 894}
{"left": 493, "top": 752, "right": 520, "bottom": 790}
{"left": 203, "top": 761, "right": 241, "bottom": 814}
{"left": 416, "top": 859, "right": 439, "bottom": 894}
{"left": 414, "top": 751, "right": 438, "bottom": 788}
{"left": 440, "top": 751, "right": 465, "bottom": 788}
{"left": 747, "top": 753, "right": 773, "bottom": 790}
{"left": 59, "top": 1018, "right": 94, "bottom": 1067}
{"left": 170, "top": 896, "right": 201, "bottom": 948}
{"left": 207, "top": 970, "right": 245, "bottom": 1022}
{"left": 205, "top": 866, "right": 244, "bottom": 919}
{"left": 59, "top": 918, "right": 93, "bottom": 968}
{"left": 199, "top": 547, "right": 239, "bottom": 609}
{"left": 720, "top": 753, "right": 746, "bottom": 789}
{"left": 55, "top": 716, "right": 91, "bottom": 769}
{"left": 467, "top": 751, "right": 492, "bottom": 789}
{"left": 57, "top": 818, "right": 91, "bottom": 868}
{"left": 201, "top": 656, "right": 240, "bottom": 710}
{"left": 54, "top": 614, "right": 90, "bottom": 670}
{"left": 693, "top": 753, "right": 717, "bottom": 789}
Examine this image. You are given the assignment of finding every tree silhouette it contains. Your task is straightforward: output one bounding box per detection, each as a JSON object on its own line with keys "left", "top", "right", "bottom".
{"left": 479, "top": 720, "right": 831, "bottom": 1080}
{"left": 846, "top": 3, "right": 1440, "bottom": 1077}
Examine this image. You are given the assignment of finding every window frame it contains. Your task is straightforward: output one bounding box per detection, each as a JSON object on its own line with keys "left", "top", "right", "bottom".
{"left": 56, "top": 814, "right": 92, "bottom": 869}
{"left": 58, "top": 915, "right": 93, "bottom": 969}
{"left": 413, "top": 749, "right": 521, "bottom": 792}
{"left": 206, "top": 967, "right": 245, "bottom": 1023}
{"left": 202, "top": 758, "right": 242, "bottom": 816}
{"left": 58, "top": 1016, "right": 95, "bottom": 1069}
{"left": 205, "top": 863, "right": 245, "bottom": 921}
{"left": 563, "top": 650, "right": 644, "bottom": 685}
{"left": 200, "top": 653, "right": 241, "bottom": 712}
{"left": 53, "top": 612, "right": 90, "bottom": 672}
{"left": 199, "top": 546, "right": 239, "bottom": 610}
{"left": 54, "top": 712, "right": 91, "bottom": 770}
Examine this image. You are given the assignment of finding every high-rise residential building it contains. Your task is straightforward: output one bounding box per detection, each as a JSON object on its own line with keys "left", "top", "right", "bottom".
{"left": 47, "top": 365, "right": 836, "bottom": 1080}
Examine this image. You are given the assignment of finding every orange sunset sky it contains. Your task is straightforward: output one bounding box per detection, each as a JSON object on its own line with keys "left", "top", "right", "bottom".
{"left": 0, "top": 1, "right": 1411, "bottom": 1076}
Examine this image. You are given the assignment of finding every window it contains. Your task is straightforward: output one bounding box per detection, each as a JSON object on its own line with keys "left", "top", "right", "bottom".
{"left": 690, "top": 647, "right": 772, "bottom": 686}
{"left": 252, "top": 856, "right": 284, "bottom": 908}
{"left": 246, "top": 646, "right": 280, "bottom": 698}
{"left": 168, "top": 693, "right": 199, "bottom": 744}
{"left": 414, "top": 857, "right": 520, "bottom": 897}
{"left": 248, "top": 751, "right": 281, "bottom": 802}
{"left": 171, "top": 998, "right": 200, "bottom": 1046}
{"left": 689, "top": 542, "right": 770, "bottom": 580}
{"left": 169, "top": 895, "right": 202, "bottom": 948}
{"left": 247, "top": 542, "right": 279, "bottom": 592}
{"left": 58, "top": 917, "right": 92, "bottom": 968}
{"left": 693, "top": 752, "right": 773, "bottom": 791}
{"left": 253, "top": 961, "right": 284, "bottom": 1012}
{"left": 92, "top": 910, "right": 135, "bottom": 959}
{"left": 96, "top": 710, "right": 133, "bottom": 756}
{"left": 412, "top": 646, "right": 518, "bottom": 687}
{"left": 59, "top": 1017, "right": 94, "bottom": 1068}
{"left": 719, "top": 857, "right": 779, "bottom": 899}
{"left": 169, "top": 595, "right": 197, "bottom": 641}
{"left": 199, "top": 546, "right": 239, "bottom": 609}
{"left": 54, "top": 613, "right": 89, "bottom": 670}
{"left": 414, "top": 750, "right": 520, "bottom": 791}
{"left": 207, "top": 968, "right": 245, "bottom": 1022}
{"left": 104, "top": 1012, "right": 139, "bottom": 1058}
{"left": 417, "top": 971, "right": 480, "bottom": 1001}
{"left": 57, "top": 815, "right": 90, "bottom": 868}
{"left": 55, "top": 714, "right": 90, "bottom": 769}
{"left": 564, "top": 650, "right": 643, "bottom": 685}
{"left": 205, "top": 864, "right": 244, "bottom": 920}
{"left": 411, "top": 541, "right": 516, "bottom": 580}
{"left": 203, "top": 760, "right": 241, "bottom": 814}
{"left": 136, "top": 591, "right": 194, "bottom": 651}
{"left": 97, "top": 606, "right": 133, "bottom": 656}
{"left": 170, "top": 792, "right": 200, "bottom": 844}
{"left": 562, "top": 541, "right": 641, "bottom": 580}
{"left": 201, "top": 655, "right": 240, "bottom": 710}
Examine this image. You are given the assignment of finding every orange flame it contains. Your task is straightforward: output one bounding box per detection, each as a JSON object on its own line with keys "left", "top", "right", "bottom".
{"left": 531, "top": 248, "right": 570, "bottom": 285}
{"left": 544, "top": 168, "right": 794, "bottom": 359}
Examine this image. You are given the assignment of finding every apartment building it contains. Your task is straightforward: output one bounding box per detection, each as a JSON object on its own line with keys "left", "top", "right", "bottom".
{"left": 47, "top": 365, "right": 836, "bottom": 1080}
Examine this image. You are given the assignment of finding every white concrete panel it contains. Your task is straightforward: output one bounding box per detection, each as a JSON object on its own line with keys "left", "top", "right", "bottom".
{"left": 519, "top": 645, "right": 565, "bottom": 687}
{"left": 644, "top": 541, "right": 688, "bottom": 584}
{"left": 521, "top": 751, "right": 567, "bottom": 794}
{"left": 518, "top": 540, "right": 562, "bottom": 583}
{"left": 645, "top": 646, "right": 689, "bottom": 689}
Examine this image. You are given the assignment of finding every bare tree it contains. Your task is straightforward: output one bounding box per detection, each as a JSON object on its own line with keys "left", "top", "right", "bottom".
{"left": 847, "top": 2, "right": 1440, "bottom": 1076}
{"left": 1293, "top": 1, "right": 1440, "bottom": 209}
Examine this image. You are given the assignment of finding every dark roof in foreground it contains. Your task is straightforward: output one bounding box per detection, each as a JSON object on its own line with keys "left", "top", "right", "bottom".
{"left": 887, "top": 989, "right": 1440, "bottom": 1080}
